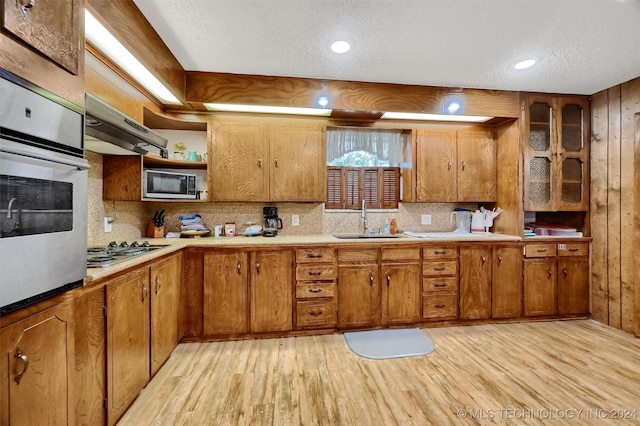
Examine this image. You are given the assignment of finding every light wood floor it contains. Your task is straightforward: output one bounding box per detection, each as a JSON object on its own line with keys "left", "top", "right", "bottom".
{"left": 118, "top": 320, "right": 640, "bottom": 425}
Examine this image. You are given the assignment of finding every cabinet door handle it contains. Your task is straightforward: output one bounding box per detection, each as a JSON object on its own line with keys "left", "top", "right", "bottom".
{"left": 256, "top": 260, "right": 261, "bottom": 273}
{"left": 461, "top": 160, "right": 466, "bottom": 171}
{"left": 562, "top": 268, "right": 568, "bottom": 279}
{"left": 548, "top": 268, "right": 553, "bottom": 280}
{"left": 386, "top": 274, "right": 391, "bottom": 286}
{"left": 142, "top": 283, "right": 149, "bottom": 301}
{"left": 155, "top": 277, "right": 162, "bottom": 294}
{"left": 447, "top": 161, "right": 452, "bottom": 171}
{"left": 237, "top": 260, "right": 242, "bottom": 274}
{"left": 481, "top": 255, "right": 487, "bottom": 265}
{"left": 14, "top": 348, "right": 29, "bottom": 385}
{"left": 257, "top": 157, "right": 262, "bottom": 168}
{"left": 497, "top": 255, "right": 502, "bottom": 265}
{"left": 274, "top": 158, "right": 279, "bottom": 168}
{"left": 369, "top": 273, "right": 374, "bottom": 286}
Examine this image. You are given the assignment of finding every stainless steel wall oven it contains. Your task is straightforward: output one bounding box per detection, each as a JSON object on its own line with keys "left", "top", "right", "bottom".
{"left": 0, "top": 69, "right": 88, "bottom": 314}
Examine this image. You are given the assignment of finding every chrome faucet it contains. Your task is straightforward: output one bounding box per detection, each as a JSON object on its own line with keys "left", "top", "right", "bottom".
{"left": 361, "top": 198, "right": 368, "bottom": 235}
{"left": 6, "top": 198, "right": 22, "bottom": 231}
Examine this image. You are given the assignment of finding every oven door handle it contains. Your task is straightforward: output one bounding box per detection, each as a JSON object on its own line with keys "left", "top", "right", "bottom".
{"left": 1, "top": 145, "right": 90, "bottom": 170}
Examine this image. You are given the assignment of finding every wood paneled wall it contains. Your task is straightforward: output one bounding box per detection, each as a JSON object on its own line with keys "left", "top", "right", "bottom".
{"left": 590, "top": 77, "right": 640, "bottom": 336}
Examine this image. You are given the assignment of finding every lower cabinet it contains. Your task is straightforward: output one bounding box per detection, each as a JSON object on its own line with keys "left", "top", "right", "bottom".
{"left": 295, "top": 247, "right": 338, "bottom": 329}
{"left": 523, "top": 243, "right": 558, "bottom": 316}
{"left": 105, "top": 253, "right": 182, "bottom": 425}
{"left": 338, "top": 248, "right": 380, "bottom": 329}
{"left": 0, "top": 302, "right": 74, "bottom": 426}
{"left": 557, "top": 245, "right": 590, "bottom": 315}
{"left": 459, "top": 245, "right": 492, "bottom": 320}
{"left": 422, "top": 246, "right": 459, "bottom": 321}
{"left": 251, "top": 250, "right": 294, "bottom": 333}
{"left": 491, "top": 244, "right": 524, "bottom": 318}
{"left": 203, "top": 250, "right": 249, "bottom": 336}
{"left": 381, "top": 247, "right": 421, "bottom": 325}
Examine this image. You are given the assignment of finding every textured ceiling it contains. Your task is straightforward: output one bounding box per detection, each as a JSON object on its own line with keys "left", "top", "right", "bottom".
{"left": 132, "top": 0, "right": 640, "bottom": 95}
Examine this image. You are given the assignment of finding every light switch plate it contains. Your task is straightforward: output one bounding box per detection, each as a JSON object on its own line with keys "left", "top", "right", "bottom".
{"left": 421, "top": 214, "right": 432, "bottom": 225}
{"left": 104, "top": 217, "right": 112, "bottom": 233}
{"left": 292, "top": 214, "right": 300, "bottom": 226}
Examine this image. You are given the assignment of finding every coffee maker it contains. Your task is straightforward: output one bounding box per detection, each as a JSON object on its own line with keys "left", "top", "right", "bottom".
{"left": 263, "top": 206, "right": 283, "bottom": 237}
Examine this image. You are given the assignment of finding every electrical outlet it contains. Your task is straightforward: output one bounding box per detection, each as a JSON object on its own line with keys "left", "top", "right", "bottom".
{"left": 104, "top": 217, "right": 112, "bottom": 233}
{"left": 421, "top": 214, "right": 432, "bottom": 225}
{"left": 292, "top": 214, "right": 300, "bottom": 226}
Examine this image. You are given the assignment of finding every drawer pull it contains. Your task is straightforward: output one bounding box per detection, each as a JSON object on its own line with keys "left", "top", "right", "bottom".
{"left": 568, "top": 248, "right": 579, "bottom": 252}
{"left": 14, "top": 348, "right": 29, "bottom": 385}
{"left": 309, "top": 310, "right": 323, "bottom": 316}
{"left": 308, "top": 253, "right": 323, "bottom": 258}
{"left": 434, "top": 283, "right": 447, "bottom": 287}
{"left": 433, "top": 267, "right": 446, "bottom": 271}
{"left": 308, "top": 288, "right": 323, "bottom": 293}
{"left": 434, "top": 304, "right": 446, "bottom": 308}
{"left": 434, "top": 250, "right": 446, "bottom": 255}
{"left": 536, "top": 249, "right": 547, "bottom": 253}
{"left": 308, "top": 271, "right": 323, "bottom": 276}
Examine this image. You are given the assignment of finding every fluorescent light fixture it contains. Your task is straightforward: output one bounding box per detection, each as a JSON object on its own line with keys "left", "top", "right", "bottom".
{"left": 381, "top": 112, "right": 492, "bottom": 122}
{"left": 204, "top": 103, "right": 332, "bottom": 116}
{"left": 514, "top": 59, "right": 536, "bottom": 70}
{"left": 331, "top": 40, "right": 351, "bottom": 54}
{"left": 84, "top": 10, "right": 181, "bottom": 105}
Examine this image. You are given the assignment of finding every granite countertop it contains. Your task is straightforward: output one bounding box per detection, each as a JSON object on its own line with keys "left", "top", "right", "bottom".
{"left": 85, "top": 232, "right": 526, "bottom": 282}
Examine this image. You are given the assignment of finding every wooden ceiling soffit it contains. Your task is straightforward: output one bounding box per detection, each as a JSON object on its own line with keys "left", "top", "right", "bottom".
{"left": 186, "top": 72, "right": 520, "bottom": 118}
{"left": 86, "top": 0, "right": 186, "bottom": 103}
{"left": 143, "top": 108, "right": 207, "bottom": 131}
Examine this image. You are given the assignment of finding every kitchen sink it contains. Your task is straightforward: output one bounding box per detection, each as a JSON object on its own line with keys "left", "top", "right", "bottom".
{"left": 333, "top": 233, "right": 405, "bottom": 239}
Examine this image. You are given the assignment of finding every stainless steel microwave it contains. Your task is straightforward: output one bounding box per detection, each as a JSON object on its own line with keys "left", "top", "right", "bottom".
{"left": 143, "top": 170, "right": 197, "bottom": 199}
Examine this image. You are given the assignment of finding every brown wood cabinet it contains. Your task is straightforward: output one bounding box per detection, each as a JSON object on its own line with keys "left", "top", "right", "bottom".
{"left": 0, "top": 302, "right": 74, "bottom": 425}
{"left": 210, "top": 117, "right": 326, "bottom": 202}
{"left": 416, "top": 128, "right": 496, "bottom": 202}
{"left": 102, "top": 155, "right": 207, "bottom": 201}
{"left": 295, "top": 247, "right": 338, "bottom": 329}
{"left": 105, "top": 253, "right": 182, "bottom": 425}
{"left": 251, "top": 250, "right": 294, "bottom": 333}
{"left": 106, "top": 267, "right": 151, "bottom": 425}
{"left": 380, "top": 247, "right": 421, "bottom": 325}
{"left": 422, "top": 246, "right": 459, "bottom": 321}
{"left": 151, "top": 253, "right": 182, "bottom": 375}
{"left": 338, "top": 248, "right": 380, "bottom": 329}
{"left": 491, "top": 244, "right": 524, "bottom": 319}
{"left": 203, "top": 250, "right": 249, "bottom": 336}
{"left": 524, "top": 243, "right": 558, "bottom": 316}
{"left": 459, "top": 245, "right": 492, "bottom": 320}
{"left": 523, "top": 95, "right": 590, "bottom": 211}
{"left": 557, "top": 243, "right": 590, "bottom": 315}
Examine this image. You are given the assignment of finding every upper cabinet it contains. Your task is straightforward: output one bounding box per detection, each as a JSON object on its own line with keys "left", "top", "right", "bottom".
{"left": 523, "top": 95, "right": 590, "bottom": 211}
{"left": 209, "top": 117, "right": 326, "bottom": 202}
{"left": 415, "top": 127, "right": 496, "bottom": 202}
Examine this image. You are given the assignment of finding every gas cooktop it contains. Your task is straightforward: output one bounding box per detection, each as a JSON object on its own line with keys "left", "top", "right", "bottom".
{"left": 87, "top": 241, "right": 166, "bottom": 268}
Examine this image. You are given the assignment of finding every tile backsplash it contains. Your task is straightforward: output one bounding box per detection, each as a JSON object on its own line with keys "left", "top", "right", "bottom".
{"left": 87, "top": 152, "right": 477, "bottom": 244}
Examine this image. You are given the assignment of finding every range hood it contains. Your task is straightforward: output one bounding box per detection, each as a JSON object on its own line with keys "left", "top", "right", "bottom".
{"left": 84, "top": 93, "right": 167, "bottom": 155}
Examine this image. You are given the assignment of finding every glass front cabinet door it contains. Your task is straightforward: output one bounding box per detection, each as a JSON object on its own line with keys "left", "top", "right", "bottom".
{"left": 524, "top": 95, "right": 590, "bottom": 211}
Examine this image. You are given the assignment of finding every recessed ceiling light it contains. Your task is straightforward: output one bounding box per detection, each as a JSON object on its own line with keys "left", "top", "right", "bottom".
{"left": 331, "top": 40, "right": 351, "bottom": 54}
{"left": 514, "top": 59, "right": 536, "bottom": 70}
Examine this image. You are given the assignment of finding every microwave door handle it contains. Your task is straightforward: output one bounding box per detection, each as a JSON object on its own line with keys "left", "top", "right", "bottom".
{"left": 0, "top": 145, "right": 90, "bottom": 170}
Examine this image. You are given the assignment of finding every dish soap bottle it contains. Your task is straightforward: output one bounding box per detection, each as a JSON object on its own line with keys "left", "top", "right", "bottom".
{"left": 390, "top": 214, "right": 397, "bottom": 235}
{"left": 383, "top": 217, "right": 390, "bottom": 234}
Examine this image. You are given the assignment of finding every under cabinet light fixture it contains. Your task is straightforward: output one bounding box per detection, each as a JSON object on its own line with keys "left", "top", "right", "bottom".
{"left": 381, "top": 112, "right": 492, "bottom": 122}
{"left": 84, "top": 10, "right": 181, "bottom": 105}
{"left": 204, "top": 103, "right": 332, "bottom": 116}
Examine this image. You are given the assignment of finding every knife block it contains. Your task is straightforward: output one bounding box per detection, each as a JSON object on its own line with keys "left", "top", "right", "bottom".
{"left": 146, "top": 220, "right": 165, "bottom": 238}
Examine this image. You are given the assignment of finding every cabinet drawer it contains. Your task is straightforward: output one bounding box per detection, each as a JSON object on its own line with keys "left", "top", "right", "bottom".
{"left": 557, "top": 243, "right": 589, "bottom": 257}
{"left": 423, "top": 277, "right": 458, "bottom": 292}
{"left": 338, "top": 248, "right": 378, "bottom": 263}
{"left": 525, "top": 244, "right": 557, "bottom": 258}
{"left": 296, "top": 299, "right": 337, "bottom": 328}
{"left": 296, "top": 265, "right": 337, "bottom": 281}
{"left": 296, "top": 248, "right": 336, "bottom": 264}
{"left": 422, "top": 293, "right": 458, "bottom": 320}
{"left": 381, "top": 247, "right": 421, "bottom": 261}
{"left": 422, "top": 260, "right": 458, "bottom": 276}
{"left": 423, "top": 246, "right": 458, "bottom": 260}
{"left": 295, "top": 282, "right": 336, "bottom": 299}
